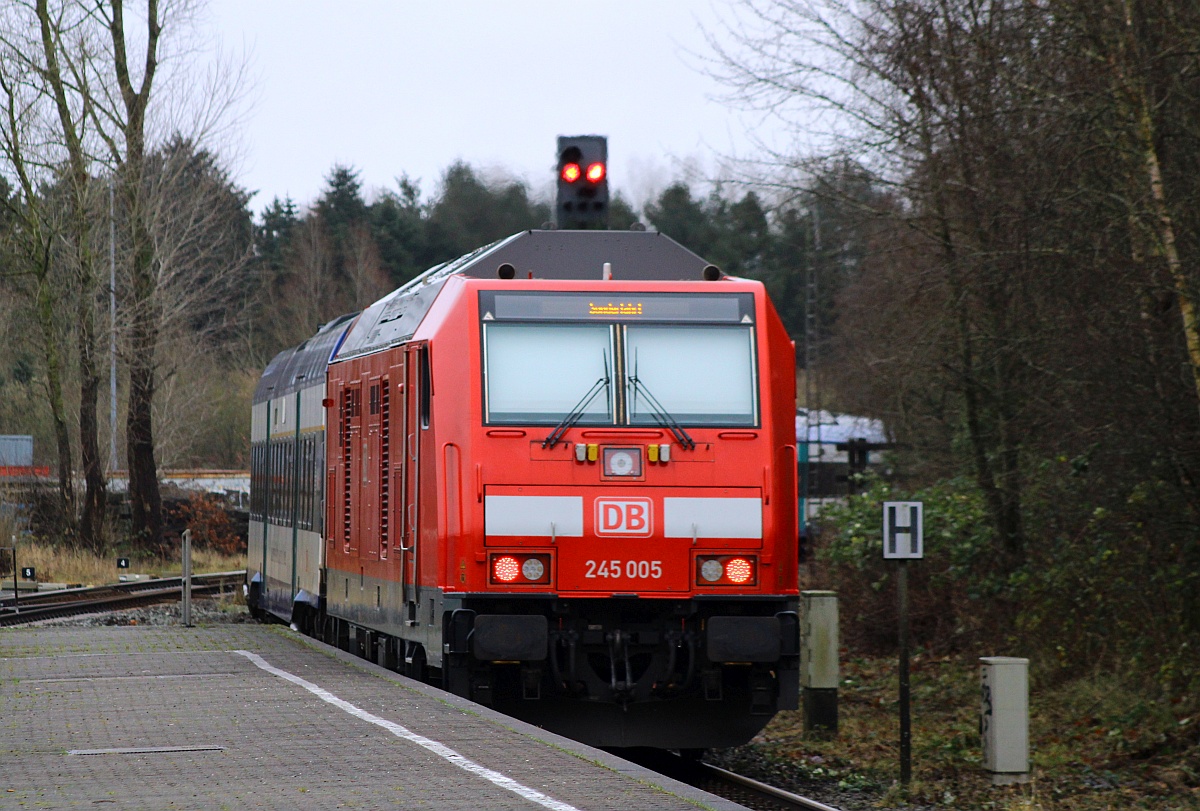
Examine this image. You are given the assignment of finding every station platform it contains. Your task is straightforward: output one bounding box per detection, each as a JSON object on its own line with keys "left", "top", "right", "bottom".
{"left": 0, "top": 624, "right": 746, "bottom": 810}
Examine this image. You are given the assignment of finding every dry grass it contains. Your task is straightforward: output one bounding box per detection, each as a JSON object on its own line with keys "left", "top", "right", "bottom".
{"left": 738, "top": 654, "right": 1200, "bottom": 810}
{"left": 2, "top": 540, "right": 245, "bottom": 587}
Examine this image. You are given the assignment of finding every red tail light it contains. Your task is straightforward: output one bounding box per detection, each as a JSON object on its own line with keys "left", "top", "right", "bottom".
{"left": 490, "top": 553, "right": 552, "bottom": 586}
{"left": 493, "top": 556, "right": 520, "bottom": 583}
{"left": 695, "top": 555, "right": 758, "bottom": 586}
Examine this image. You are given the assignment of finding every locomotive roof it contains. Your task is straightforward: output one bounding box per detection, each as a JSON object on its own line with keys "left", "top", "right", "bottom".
{"left": 254, "top": 311, "right": 357, "bottom": 404}
{"left": 333, "top": 229, "right": 712, "bottom": 361}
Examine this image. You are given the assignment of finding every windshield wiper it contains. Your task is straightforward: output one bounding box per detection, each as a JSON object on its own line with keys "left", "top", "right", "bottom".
{"left": 627, "top": 373, "right": 696, "bottom": 451}
{"left": 543, "top": 354, "right": 611, "bottom": 449}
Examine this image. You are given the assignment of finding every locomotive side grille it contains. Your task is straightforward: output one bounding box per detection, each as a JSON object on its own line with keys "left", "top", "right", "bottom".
{"left": 379, "top": 377, "right": 390, "bottom": 558}
{"left": 342, "top": 387, "right": 354, "bottom": 552}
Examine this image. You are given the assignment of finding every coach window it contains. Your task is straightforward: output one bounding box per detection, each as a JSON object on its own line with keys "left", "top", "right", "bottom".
{"left": 483, "top": 323, "right": 613, "bottom": 424}
{"left": 625, "top": 325, "right": 757, "bottom": 426}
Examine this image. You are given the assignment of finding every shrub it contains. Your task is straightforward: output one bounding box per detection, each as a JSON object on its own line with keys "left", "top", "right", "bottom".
{"left": 173, "top": 493, "right": 244, "bottom": 556}
{"left": 811, "top": 475, "right": 1011, "bottom": 655}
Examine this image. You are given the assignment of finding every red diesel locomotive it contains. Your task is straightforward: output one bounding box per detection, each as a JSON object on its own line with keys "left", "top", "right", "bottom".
{"left": 248, "top": 229, "right": 800, "bottom": 749}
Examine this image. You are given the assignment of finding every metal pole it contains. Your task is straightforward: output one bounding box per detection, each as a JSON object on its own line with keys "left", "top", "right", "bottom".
{"left": 182, "top": 529, "right": 192, "bottom": 627}
{"left": 10, "top": 542, "right": 16, "bottom": 611}
{"left": 898, "top": 558, "right": 911, "bottom": 784}
{"left": 109, "top": 181, "right": 118, "bottom": 472}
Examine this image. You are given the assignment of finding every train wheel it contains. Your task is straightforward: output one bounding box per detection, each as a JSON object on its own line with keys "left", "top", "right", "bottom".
{"left": 246, "top": 582, "right": 265, "bottom": 621}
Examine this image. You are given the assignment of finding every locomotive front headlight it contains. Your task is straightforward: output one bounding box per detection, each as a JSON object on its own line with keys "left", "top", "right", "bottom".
{"left": 521, "top": 557, "right": 545, "bottom": 581}
{"left": 700, "top": 559, "right": 724, "bottom": 582}
{"left": 602, "top": 446, "right": 642, "bottom": 477}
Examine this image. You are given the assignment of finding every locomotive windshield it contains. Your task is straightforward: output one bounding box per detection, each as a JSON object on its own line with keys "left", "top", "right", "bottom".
{"left": 484, "top": 324, "right": 613, "bottom": 423}
{"left": 626, "top": 326, "right": 756, "bottom": 425}
{"left": 481, "top": 291, "right": 758, "bottom": 427}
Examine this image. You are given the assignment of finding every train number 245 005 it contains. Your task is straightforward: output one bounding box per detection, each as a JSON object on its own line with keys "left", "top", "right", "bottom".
{"left": 584, "top": 560, "right": 663, "bottom": 579}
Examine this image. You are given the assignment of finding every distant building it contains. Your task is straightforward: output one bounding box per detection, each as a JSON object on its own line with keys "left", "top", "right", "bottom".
{"left": 0, "top": 435, "right": 34, "bottom": 468}
{"left": 0, "top": 435, "right": 47, "bottom": 479}
{"left": 797, "top": 411, "right": 891, "bottom": 529}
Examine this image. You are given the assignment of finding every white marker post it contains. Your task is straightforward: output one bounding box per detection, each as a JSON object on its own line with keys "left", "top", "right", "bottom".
{"left": 883, "top": 501, "right": 923, "bottom": 784}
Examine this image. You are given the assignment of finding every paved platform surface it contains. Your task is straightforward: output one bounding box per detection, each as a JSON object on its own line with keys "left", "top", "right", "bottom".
{"left": 0, "top": 624, "right": 746, "bottom": 810}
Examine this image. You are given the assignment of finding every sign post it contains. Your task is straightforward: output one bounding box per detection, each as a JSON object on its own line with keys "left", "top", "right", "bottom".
{"left": 181, "top": 529, "right": 192, "bottom": 628}
{"left": 3, "top": 543, "right": 16, "bottom": 610}
{"left": 883, "top": 501, "right": 923, "bottom": 785}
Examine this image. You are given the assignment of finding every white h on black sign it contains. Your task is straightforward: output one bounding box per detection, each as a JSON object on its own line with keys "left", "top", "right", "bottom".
{"left": 883, "top": 501, "right": 924, "bottom": 559}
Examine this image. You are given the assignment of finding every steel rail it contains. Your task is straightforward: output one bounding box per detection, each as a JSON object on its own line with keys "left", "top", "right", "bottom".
{"left": 613, "top": 748, "right": 845, "bottom": 811}
{"left": 699, "top": 761, "right": 845, "bottom": 811}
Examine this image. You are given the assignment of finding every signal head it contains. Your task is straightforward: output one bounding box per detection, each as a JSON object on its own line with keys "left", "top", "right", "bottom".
{"left": 555, "top": 135, "right": 609, "bottom": 229}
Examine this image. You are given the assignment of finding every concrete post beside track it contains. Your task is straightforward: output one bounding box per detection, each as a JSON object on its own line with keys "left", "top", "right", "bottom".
{"left": 182, "top": 529, "right": 192, "bottom": 627}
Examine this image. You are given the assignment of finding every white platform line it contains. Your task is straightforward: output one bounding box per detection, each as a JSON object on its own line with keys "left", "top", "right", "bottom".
{"left": 233, "top": 650, "right": 581, "bottom": 811}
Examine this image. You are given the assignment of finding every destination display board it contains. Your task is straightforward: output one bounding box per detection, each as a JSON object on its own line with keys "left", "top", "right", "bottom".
{"left": 479, "top": 291, "right": 754, "bottom": 324}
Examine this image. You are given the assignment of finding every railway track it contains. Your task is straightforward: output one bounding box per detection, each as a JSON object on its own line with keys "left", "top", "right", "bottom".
{"left": 617, "top": 748, "right": 845, "bottom": 811}
{"left": 0, "top": 570, "right": 244, "bottom": 626}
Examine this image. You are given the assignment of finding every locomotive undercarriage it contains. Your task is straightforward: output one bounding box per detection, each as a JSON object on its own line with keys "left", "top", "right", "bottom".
{"left": 444, "top": 596, "right": 800, "bottom": 748}
{"left": 285, "top": 591, "right": 799, "bottom": 749}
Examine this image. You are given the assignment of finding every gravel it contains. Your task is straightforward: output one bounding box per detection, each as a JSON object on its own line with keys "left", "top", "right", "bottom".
{"left": 704, "top": 745, "right": 896, "bottom": 811}
{"left": 36, "top": 596, "right": 256, "bottom": 627}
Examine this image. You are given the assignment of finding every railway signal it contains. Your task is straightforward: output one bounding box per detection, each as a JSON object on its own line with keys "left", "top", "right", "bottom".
{"left": 555, "top": 135, "right": 608, "bottom": 229}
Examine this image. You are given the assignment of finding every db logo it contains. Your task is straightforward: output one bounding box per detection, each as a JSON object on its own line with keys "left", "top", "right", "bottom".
{"left": 595, "top": 498, "right": 653, "bottom": 537}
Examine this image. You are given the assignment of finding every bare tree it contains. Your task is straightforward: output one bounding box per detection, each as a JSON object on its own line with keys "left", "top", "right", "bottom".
{"left": 0, "top": 11, "right": 79, "bottom": 539}
{"left": 35, "top": 0, "right": 109, "bottom": 550}
{"left": 710, "top": 0, "right": 1070, "bottom": 558}
{"left": 345, "top": 222, "right": 391, "bottom": 309}
{"left": 2, "top": 0, "right": 250, "bottom": 547}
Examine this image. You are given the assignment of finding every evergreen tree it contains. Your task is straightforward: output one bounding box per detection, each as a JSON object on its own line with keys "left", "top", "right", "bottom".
{"left": 256, "top": 196, "right": 299, "bottom": 273}
{"left": 644, "top": 183, "right": 716, "bottom": 255}
{"left": 370, "top": 176, "right": 426, "bottom": 286}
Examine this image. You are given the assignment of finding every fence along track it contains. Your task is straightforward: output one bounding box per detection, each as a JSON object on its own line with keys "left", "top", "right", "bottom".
{"left": 0, "top": 570, "right": 244, "bottom": 626}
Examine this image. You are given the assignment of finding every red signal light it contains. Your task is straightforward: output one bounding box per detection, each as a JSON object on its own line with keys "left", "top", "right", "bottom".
{"left": 586, "top": 162, "right": 605, "bottom": 183}
{"left": 561, "top": 163, "right": 582, "bottom": 183}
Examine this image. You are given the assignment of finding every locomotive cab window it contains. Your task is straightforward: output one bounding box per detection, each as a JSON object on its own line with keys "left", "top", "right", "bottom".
{"left": 480, "top": 291, "right": 758, "bottom": 427}
{"left": 483, "top": 323, "right": 614, "bottom": 424}
{"left": 626, "top": 325, "right": 756, "bottom": 426}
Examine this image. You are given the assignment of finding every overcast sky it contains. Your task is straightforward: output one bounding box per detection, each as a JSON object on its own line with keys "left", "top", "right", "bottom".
{"left": 202, "top": 1, "right": 786, "bottom": 215}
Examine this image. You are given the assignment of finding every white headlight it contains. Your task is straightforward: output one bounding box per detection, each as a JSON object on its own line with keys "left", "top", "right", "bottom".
{"left": 700, "top": 559, "right": 723, "bottom": 582}
{"left": 522, "top": 558, "right": 545, "bottom": 581}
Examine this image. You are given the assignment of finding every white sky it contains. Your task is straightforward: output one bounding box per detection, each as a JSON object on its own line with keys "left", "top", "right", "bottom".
{"left": 201, "top": 1, "right": 786, "bottom": 216}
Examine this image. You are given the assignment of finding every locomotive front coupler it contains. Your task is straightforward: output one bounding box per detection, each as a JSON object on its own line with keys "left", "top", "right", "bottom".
{"left": 548, "top": 628, "right": 584, "bottom": 695}
{"left": 606, "top": 629, "right": 635, "bottom": 703}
